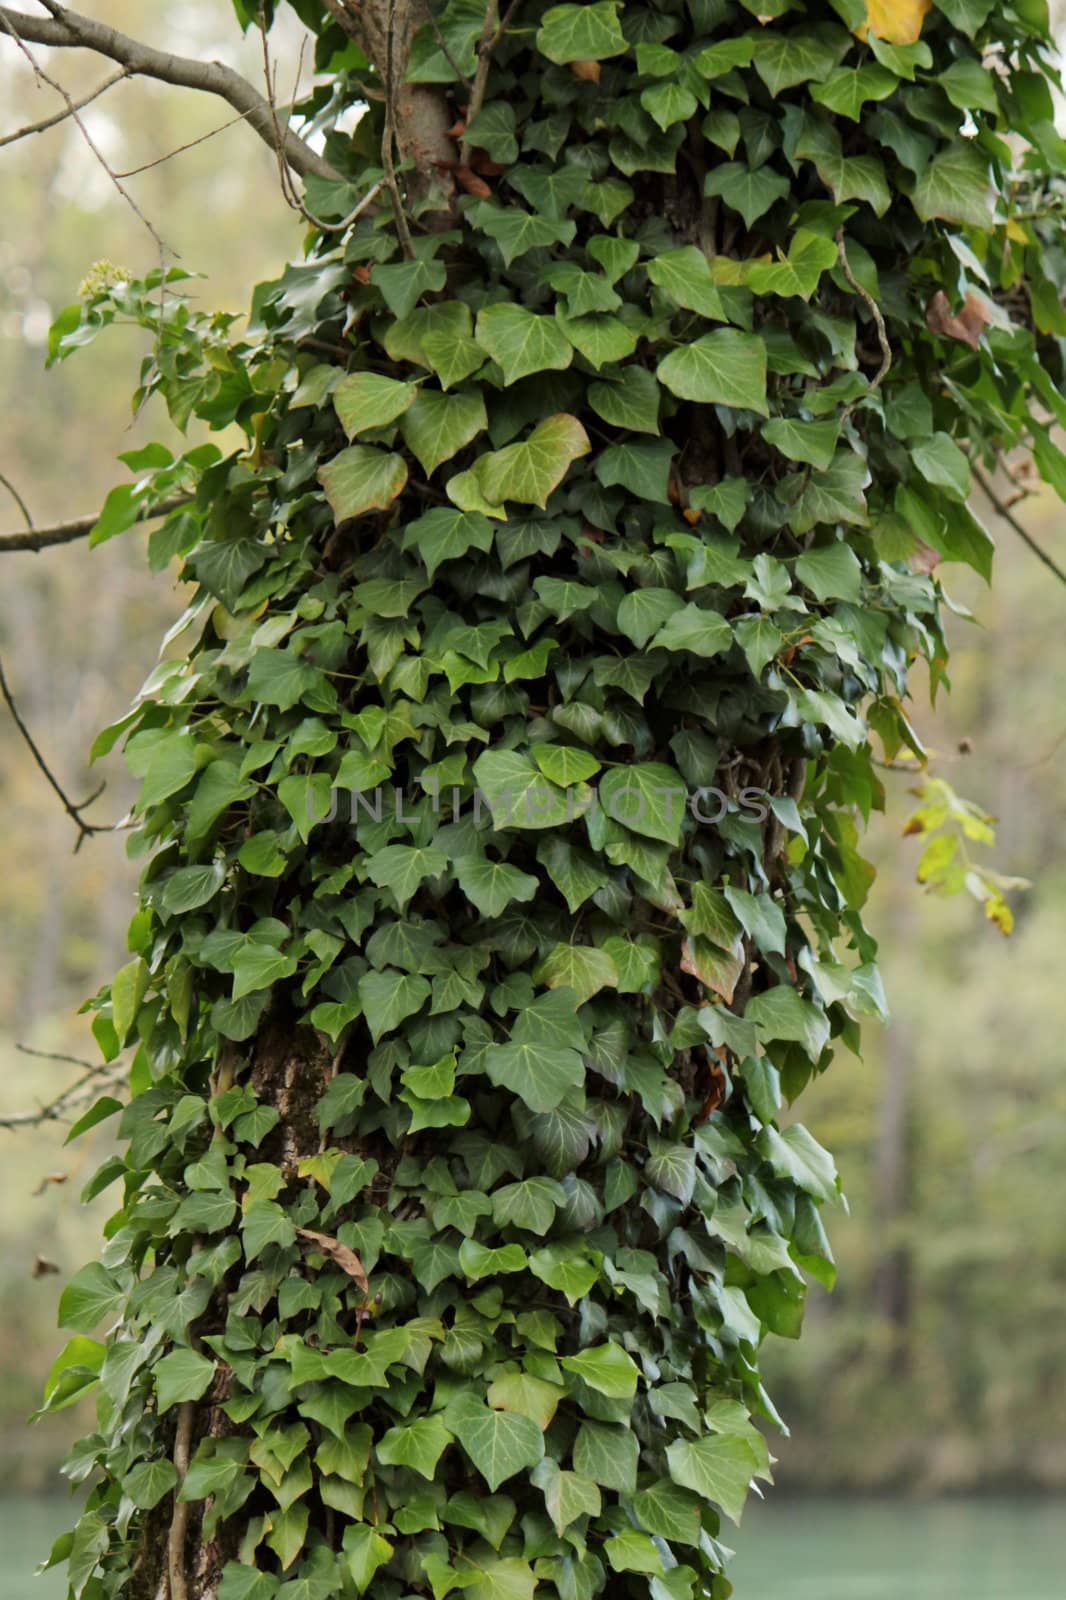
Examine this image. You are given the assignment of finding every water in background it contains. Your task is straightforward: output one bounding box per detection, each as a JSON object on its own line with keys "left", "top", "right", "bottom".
{"left": 3, "top": 1497, "right": 1065, "bottom": 1598}
{"left": 728, "top": 1497, "right": 1065, "bottom": 1598}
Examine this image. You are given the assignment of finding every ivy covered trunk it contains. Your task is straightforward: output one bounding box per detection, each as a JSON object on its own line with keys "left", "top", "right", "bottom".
{"left": 40, "top": 2, "right": 1064, "bottom": 1599}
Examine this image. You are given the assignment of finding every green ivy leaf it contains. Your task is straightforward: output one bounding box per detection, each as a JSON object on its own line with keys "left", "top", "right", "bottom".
{"left": 473, "top": 414, "right": 590, "bottom": 509}
{"left": 333, "top": 372, "right": 418, "bottom": 439}
{"left": 319, "top": 445, "right": 408, "bottom": 522}
{"left": 455, "top": 855, "right": 540, "bottom": 917}
{"left": 647, "top": 245, "right": 727, "bottom": 321}
{"left": 402, "top": 508, "right": 495, "bottom": 579}
{"left": 366, "top": 844, "right": 449, "bottom": 910}
{"left": 598, "top": 763, "right": 688, "bottom": 845}
{"left": 810, "top": 62, "right": 899, "bottom": 120}
{"left": 640, "top": 81, "right": 699, "bottom": 131}
{"left": 536, "top": 1, "right": 628, "bottom": 64}
{"left": 572, "top": 1421, "right": 639, "bottom": 1493}
{"left": 358, "top": 968, "right": 431, "bottom": 1042}
{"left": 376, "top": 1416, "right": 454, "bottom": 1481}
{"left": 372, "top": 255, "right": 447, "bottom": 319}
{"left": 745, "top": 985, "right": 830, "bottom": 1059}
{"left": 913, "top": 141, "right": 994, "bottom": 228}
{"left": 444, "top": 1392, "right": 545, "bottom": 1491}
{"left": 746, "top": 229, "right": 839, "bottom": 300}
{"left": 474, "top": 305, "right": 573, "bottom": 384}
{"left": 759, "top": 1122, "right": 839, "bottom": 1203}
{"left": 587, "top": 366, "right": 661, "bottom": 434}
{"left": 752, "top": 28, "right": 848, "bottom": 96}
{"left": 483, "top": 1036, "right": 586, "bottom": 1114}
{"left": 665, "top": 1433, "right": 760, "bottom": 1524}
{"left": 533, "top": 944, "right": 619, "bottom": 1005}
{"left": 154, "top": 1348, "right": 216, "bottom": 1412}
{"left": 560, "top": 1342, "right": 640, "bottom": 1399}
{"left": 491, "top": 1176, "right": 567, "bottom": 1233}
{"left": 650, "top": 602, "right": 733, "bottom": 659}
{"left": 531, "top": 744, "right": 601, "bottom": 786}
{"left": 703, "top": 162, "right": 792, "bottom": 227}
{"left": 657, "top": 330, "right": 768, "bottom": 414}
{"left": 794, "top": 541, "right": 863, "bottom": 602}
{"left": 911, "top": 432, "right": 972, "bottom": 501}
{"left": 123, "top": 1458, "right": 179, "bottom": 1511}
{"left": 762, "top": 416, "right": 839, "bottom": 470}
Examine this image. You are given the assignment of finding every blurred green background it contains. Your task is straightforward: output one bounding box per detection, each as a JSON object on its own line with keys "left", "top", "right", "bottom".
{"left": 1, "top": 2, "right": 1064, "bottom": 1594}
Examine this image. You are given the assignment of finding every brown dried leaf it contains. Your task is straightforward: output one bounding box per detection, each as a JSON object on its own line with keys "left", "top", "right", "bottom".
{"left": 569, "top": 59, "right": 601, "bottom": 83}
{"left": 33, "top": 1171, "right": 69, "bottom": 1197}
{"left": 296, "top": 1227, "right": 369, "bottom": 1296}
{"left": 925, "top": 289, "right": 991, "bottom": 351}
{"left": 469, "top": 153, "right": 508, "bottom": 177}
{"left": 909, "top": 540, "right": 942, "bottom": 576}
{"left": 455, "top": 165, "right": 492, "bottom": 198}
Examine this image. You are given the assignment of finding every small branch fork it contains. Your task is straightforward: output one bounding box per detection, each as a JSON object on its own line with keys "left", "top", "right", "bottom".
{"left": 0, "top": 5, "right": 169, "bottom": 255}
{"left": 0, "top": 486, "right": 123, "bottom": 850}
{"left": 836, "top": 229, "right": 891, "bottom": 407}
{"left": 0, "top": 492, "right": 190, "bottom": 553}
{"left": 460, "top": 0, "right": 520, "bottom": 164}
{"left": 972, "top": 460, "right": 1066, "bottom": 588}
{"left": 0, "top": 653, "right": 112, "bottom": 852}
{"left": 0, "top": 62, "right": 127, "bottom": 148}
{"left": 0, "top": 1056, "right": 124, "bottom": 1132}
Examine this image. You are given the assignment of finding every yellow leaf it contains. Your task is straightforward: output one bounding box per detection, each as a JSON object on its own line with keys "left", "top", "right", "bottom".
{"left": 858, "top": 0, "right": 931, "bottom": 46}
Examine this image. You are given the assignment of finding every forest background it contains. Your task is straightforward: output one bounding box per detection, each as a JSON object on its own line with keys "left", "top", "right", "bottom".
{"left": 1, "top": 0, "right": 1064, "bottom": 1500}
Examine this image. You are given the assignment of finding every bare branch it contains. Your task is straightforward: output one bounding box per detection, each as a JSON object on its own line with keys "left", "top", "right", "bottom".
{"left": 0, "top": 492, "right": 191, "bottom": 554}
{"left": 16, "top": 1042, "right": 97, "bottom": 1071}
{"left": 0, "top": 1060, "right": 125, "bottom": 1132}
{"left": 836, "top": 230, "right": 891, "bottom": 409}
{"left": 0, "top": 3, "right": 339, "bottom": 181}
{"left": 972, "top": 461, "right": 1066, "bottom": 589}
{"left": 0, "top": 7, "right": 169, "bottom": 254}
{"left": 0, "top": 63, "right": 126, "bottom": 148}
{"left": 112, "top": 108, "right": 253, "bottom": 178}
{"left": 0, "top": 652, "right": 116, "bottom": 851}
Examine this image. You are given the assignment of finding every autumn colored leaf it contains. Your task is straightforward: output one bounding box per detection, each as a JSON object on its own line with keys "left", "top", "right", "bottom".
{"left": 925, "top": 289, "right": 992, "bottom": 351}
{"left": 296, "top": 1228, "right": 370, "bottom": 1297}
{"left": 859, "top": 0, "right": 930, "bottom": 45}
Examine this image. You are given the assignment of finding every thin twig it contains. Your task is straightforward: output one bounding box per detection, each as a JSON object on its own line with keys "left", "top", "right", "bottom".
{"left": 0, "top": 8, "right": 170, "bottom": 257}
{"left": 0, "top": 1062, "right": 125, "bottom": 1131}
{"left": 0, "top": 492, "right": 190, "bottom": 554}
{"left": 0, "top": 64, "right": 127, "bottom": 147}
{"left": 0, "top": 487, "right": 117, "bottom": 849}
{"left": 460, "top": 0, "right": 500, "bottom": 165}
{"left": 15, "top": 1043, "right": 97, "bottom": 1070}
{"left": 426, "top": 4, "right": 472, "bottom": 89}
{"left": 381, "top": 0, "right": 415, "bottom": 258}
{"left": 167, "top": 1402, "right": 194, "bottom": 1600}
{"left": 321, "top": 0, "right": 363, "bottom": 41}
{"left": 256, "top": 21, "right": 383, "bottom": 233}
{"left": 972, "top": 461, "right": 1066, "bottom": 588}
{"left": 112, "top": 107, "right": 255, "bottom": 177}
{"left": 0, "top": 654, "right": 113, "bottom": 851}
{"left": 0, "top": 3, "right": 338, "bottom": 180}
{"left": 0, "top": 469, "right": 34, "bottom": 528}
{"left": 836, "top": 229, "right": 891, "bottom": 410}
